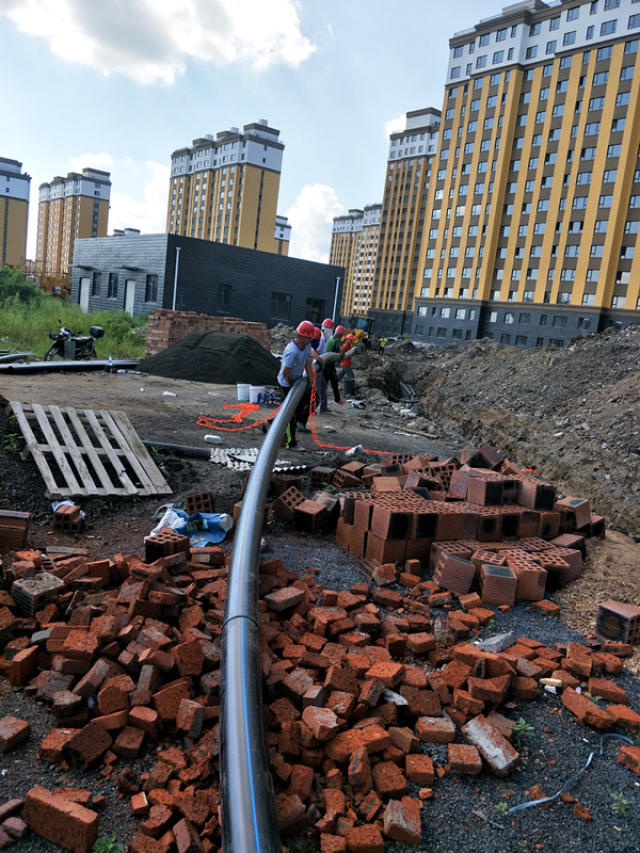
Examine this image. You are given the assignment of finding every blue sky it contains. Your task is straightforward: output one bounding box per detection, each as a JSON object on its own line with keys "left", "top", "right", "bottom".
{"left": 1, "top": 0, "right": 503, "bottom": 262}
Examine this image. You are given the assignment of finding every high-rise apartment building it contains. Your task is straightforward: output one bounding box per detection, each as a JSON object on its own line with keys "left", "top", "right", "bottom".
{"left": 275, "top": 215, "right": 291, "bottom": 256}
{"left": 331, "top": 205, "right": 381, "bottom": 317}
{"left": 36, "top": 168, "right": 111, "bottom": 277}
{"left": 413, "top": 0, "right": 640, "bottom": 347}
{"left": 0, "top": 157, "right": 30, "bottom": 268}
{"left": 369, "top": 108, "right": 441, "bottom": 336}
{"left": 166, "top": 120, "right": 288, "bottom": 254}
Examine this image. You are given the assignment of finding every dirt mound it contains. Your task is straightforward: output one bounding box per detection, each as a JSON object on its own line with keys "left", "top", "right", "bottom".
{"left": 269, "top": 322, "right": 296, "bottom": 355}
{"left": 138, "top": 331, "right": 280, "bottom": 385}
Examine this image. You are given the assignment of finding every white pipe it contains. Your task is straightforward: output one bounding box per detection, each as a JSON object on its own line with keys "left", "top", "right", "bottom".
{"left": 332, "top": 275, "right": 341, "bottom": 323}
{"left": 171, "top": 246, "right": 181, "bottom": 310}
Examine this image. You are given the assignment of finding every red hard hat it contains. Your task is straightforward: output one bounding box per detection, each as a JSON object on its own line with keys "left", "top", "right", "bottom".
{"left": 346, "top": 334, "right": 355, "bottom": 341}
{"left": 313, "top": 327, "right": 322, "bottom": 340}
{"left": 296, "top": 320, "right": 315, "bottom": 338}
{"left": 322, "top": 318, "right": 334, "bottom": 329}
{"left": 335, "top": 325, "right": 346, "bottom": 334}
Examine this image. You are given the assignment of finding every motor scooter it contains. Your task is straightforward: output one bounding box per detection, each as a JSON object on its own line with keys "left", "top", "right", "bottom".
{"left": 44, "top": 320, "right": 104, "bottom": 360}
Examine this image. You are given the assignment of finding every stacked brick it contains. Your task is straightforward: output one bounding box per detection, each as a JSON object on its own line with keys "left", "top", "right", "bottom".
{"left": 145, "top": 309, "right": 271, "bottom": 358}
{"left": 327, "top": 444, "right": 604, "bottom": 608}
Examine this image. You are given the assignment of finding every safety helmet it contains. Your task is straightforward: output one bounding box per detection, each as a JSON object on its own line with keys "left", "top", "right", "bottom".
{"left": 321, "top": 318, "right": 334, "bottom": 329}
{"left": 346, "top": 334, "right": 355, "bottom": 341}
{"left": 296, "top": 320, "right": 315, "bottom": 338}
{"left": 313, "top": 327, "right": 322, "bottom": 340}
{"left": 335, "top": 325, "right": 346, "bottom": 335}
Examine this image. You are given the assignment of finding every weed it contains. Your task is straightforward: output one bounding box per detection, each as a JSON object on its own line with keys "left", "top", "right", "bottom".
{"left": 610, "top": 792, "right": 631, "bottom": 818}
{"left": 322, "top": 483, "right": 338, "bottom": 494}
{"left": 495, "top": 800, "right": 509, "bottom": 816}
{"left": 92, "top": 836, "right": 124, "bottom": 853}
{"left": 511, "top": 716, "right": 535, "bottom": 749}
{"left": 1, "top": 432, "right": 22, "bottom": 453}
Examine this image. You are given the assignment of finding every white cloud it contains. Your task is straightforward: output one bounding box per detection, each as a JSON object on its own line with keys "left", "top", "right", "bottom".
{"left": 385, "top": 114, "right": 406, "bottom": 138}
{"left": 1, "top": 0, "right": 315, "bottom": 84}
{"left": 67, "top": 152, "right": 114, "bottom": 173}
{"left": 109, "top": 162, "right": 170, "bottom": 234}
{"left": 286, "top": 184, "right": 343, "bottom": 264}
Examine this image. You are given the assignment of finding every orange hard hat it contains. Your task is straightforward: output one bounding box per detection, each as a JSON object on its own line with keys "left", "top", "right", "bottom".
{"left": 296, "top": 320, "right": 315, "bottom": 338}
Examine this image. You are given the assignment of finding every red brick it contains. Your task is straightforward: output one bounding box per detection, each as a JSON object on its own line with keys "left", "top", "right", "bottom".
{"left": 113, "top": 725, "right": 145, "bottom": 759}
{"left": 24, "top": 786, "right": 98, "bottom": 853}
{"left": 618, "top": 744, "right": 640, "bottom": 776}
{"left": 276, "top": 793, "right": 306, "bottom": 833}
{"left": 467, "top": 675, "right": 511, "bottom": 705}
{"left": 453, "top": 688, "right": 485, "bottom": 716}
{"left": 399, "top": 686, "right": 442, "bottom": 717}
{"left": 561, "top": 688, "right": 612, "bottom": 730}
{"left": 511, "top": 676, "right": 539, "bottom": 700}
{"left": 406, "top": 632, "right": 436, "bottom": 654}
{"left": 605, "top": 704, "right": 640, "bottom": 732}
{"left": 288, "top": 764, "right": 314, "bottom": 801}
{"left": 321, "top": 834, "right": 347, "bottom": 853}
{"left": 364, "top": 661, "right": 405, "bottom": 688}
{"left": 415, "top": 716, "right": 456, "bottom": 743}
{"left": 176, "top": 699, "right": 204, "bottom": 739}
{"left": 448, "top": 743, "right": 482, "bottom": 774}
{"left": 383, "top": 796, "right": 421, "bottom": 844}
{"left": 265, "top": 587, "right": 305, "bottom": 611}
{"left": 564, "top": 643, "right": 592, "bottom": 678}
{"left": 347, "top": 745, "right": 372, "bottom": 789}
{"left": 302, "top": 707, "right": 340, "bottom": 741}
{"left": 131, "top": 792, "right": 149, "bottom": 817}
{"left": 173, "top": 639, "right": 204, "bottom": 677}
{"left": 345, "top": 824, "right": 384, "bottom": 852}
{"left": 66, "top": 721, "right": 113, "bottom": 767}
{"left": 0, "top": 716, "right": 30, "bottom": 753}
{"left": 462, "top": 715, "right": 520, "bottom": 777}
{"left": 389, "top": 726, "right": 418, "bottom": 754}
{"left": 405, "top": 753, "right": 434, "bottom": 786}
{"left": 9, "top": 645, "right": 39, "bottom": 686}
{"left": 129, "top": 706, "right": 160, "bottom": 741}
{"left": 325, "top": 725, "right": 391, "bottom": 763}
{"left": 531, "top": 599, "right": 560, "bottom": 616}
{"left": 587, "top": 677, "right": 626, "bottom": 705}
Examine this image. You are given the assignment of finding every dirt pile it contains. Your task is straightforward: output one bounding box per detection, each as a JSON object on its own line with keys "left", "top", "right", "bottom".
{"left": 138, "top": 331, "right": 279, "bottom": 385}
{"left": 269, "top": 323, "right": 296, "bottom": 355}
{"left": 361, "top": 324, "right": 640, "bottom": 538}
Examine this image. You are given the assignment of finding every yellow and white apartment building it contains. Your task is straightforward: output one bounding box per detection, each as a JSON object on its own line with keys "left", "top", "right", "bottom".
{"left": 166, "top": 120, "right": 290, "bottom": 255}
{"left": 413, "top": 0, "right": 640, "bottom": 347}
{"left": 36, "top": 168, "right": 111, "bottom": 277}
{"left": 0, "top": 158, "right": 30, "bottom": 269}
{"left": 331, "top": 204, "right": 382, "bottom": 319}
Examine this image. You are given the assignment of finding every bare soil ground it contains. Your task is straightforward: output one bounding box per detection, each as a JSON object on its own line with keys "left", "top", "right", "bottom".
{"left": 1, "top": 344, "right": 639, "bottom": 851}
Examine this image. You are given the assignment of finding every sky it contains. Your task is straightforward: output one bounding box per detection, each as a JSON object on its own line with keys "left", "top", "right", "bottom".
{"left": 1, "top": 0, "right": 505, "bottom": 264}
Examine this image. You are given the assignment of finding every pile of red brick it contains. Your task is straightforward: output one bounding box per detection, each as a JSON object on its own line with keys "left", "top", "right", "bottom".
{"left": 145, "top": 309, "right": 271, "bottom": 358}
{"left": 0, "top": 534, "right": 228, "bottom": 852}
{"left": 258, "top": 560, "right": 640, "bottom": 851}
{"left": 0, "top": 444, "right": 638, "bottom": 852}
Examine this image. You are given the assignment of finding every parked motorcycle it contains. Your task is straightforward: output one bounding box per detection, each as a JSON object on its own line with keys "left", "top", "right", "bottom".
{"left": 44, "top": 320, "right": 104, "bottom": 360}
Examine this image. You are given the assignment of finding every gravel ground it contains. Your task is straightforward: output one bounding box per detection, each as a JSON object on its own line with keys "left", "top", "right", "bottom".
{"left": 273, "top": 532, "right": 640, "bottom": 853}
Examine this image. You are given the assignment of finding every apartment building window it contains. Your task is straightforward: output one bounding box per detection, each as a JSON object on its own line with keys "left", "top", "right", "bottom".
{"left": 601, "top": 19, "right": 617, "bottom": 36}
{"left": 589, "top": 96, "right": 605, "bottom": 110}
{"left": 546, "top": 40, "right": 557, "bottom": 54}
{"left": 563, "top": 30, "right": 577, "bottom": 45}
{"left": 107, "top": 273, "right": 118, "bottom": 298}
{"left": 611, "top": 296, "right": 625, "bottom": 308}
{"left": 616, "top": 91, "right": 631, "bottom": 107}
{"left": 608, "top": 143, "right": 622, "bottom": 157}
{"left": 549, "top": 15, "right": 560, "bottom": 30}
{"left": 91, "top": 272, "right": 101, "bottom": 296}
{"left": 489, "top": 311, "right": 498, "bottom": 322}
{"left": 560, "top": 56, "right": 572, "bottom": 68}
{"left": 621, "top": 245, "right": 635, "bottom": 258}
{"left": 567, "top": 6, "right": 580, "bottom": 19}
{"left": 505, "top": 312, "right": 514, "bottom": 324}
{"left": 493, "top": 51, "right": 504, "bottom": 63}
{"left": 585, "top": 122, "right": 600, "bottom": 135}
{"left": 144, "top": 274, "right": 158, "bottom": 302}
{"left": 629, "top": 13, "right": 640, "bottom": 27}
{"left": 526, "top": 46, "right": 538, "bottom": 59}
{"left": 535, "top": 111, "right": 546, "bottom": 123}
{"left": 605, "top": 0, "right": 620, "bottom": 8}
{"left": 597, "top": 45, "right": 613, "bottom": 60}
{"left": 625, "top": 38, "right": 639, "bottom": 53}
{"left": 624, "top": 220, "right": 640, "bottom": 233}
{"left": 477, "top": 55, "right": 487, "bottom": 68}
{"left": 587, "top": 25, "right": 595, "bottom": 38}
{"left": 552, "top": 104, "right": 565, "bottom": 117}
{"left": 594, "top": 220, "right": 608, "bottom": 233}
{"left": 621, "top": 65, "right": 635, "bottom": 79}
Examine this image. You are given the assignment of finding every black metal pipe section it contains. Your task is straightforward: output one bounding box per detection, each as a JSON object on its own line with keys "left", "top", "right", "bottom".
{"left": 141, "top": 440, "right": 211, "bottom": 459}
{"left": 0, "top": 358, "right": 138, "bottom": 374}
{"left": 220, "top": 375, "right": 309, "bottom": 853}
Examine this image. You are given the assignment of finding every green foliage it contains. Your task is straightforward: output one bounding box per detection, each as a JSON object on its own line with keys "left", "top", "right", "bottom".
{"left": 92, "top": 836, "right": 124, "bottom": 853}
{"left": 0, "top": 267, "right": 147, "bottom": 358}
{"left": 511, "top": 716, "right": 535, "bottom": 749}
{"left": 322, "top": 483, "right": 338, "bottom": 494}
{"left": 610, "top": 791, "right": 631, "bottom": 818}
{"left": 495, "top": 800, "right": 509, "bottom": 816}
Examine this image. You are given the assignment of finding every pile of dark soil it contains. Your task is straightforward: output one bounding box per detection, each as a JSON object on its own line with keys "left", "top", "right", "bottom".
{"left": 138, "top": 331, "right": 279, "bottom": 385}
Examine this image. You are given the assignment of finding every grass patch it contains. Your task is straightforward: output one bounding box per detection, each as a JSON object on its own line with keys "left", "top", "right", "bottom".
{"left": 0, "top": 267, "right": 148, "bottom": 359}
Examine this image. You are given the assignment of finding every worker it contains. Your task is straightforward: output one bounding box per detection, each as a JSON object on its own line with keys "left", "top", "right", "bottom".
{"left": 378, "top": 335, "right": 388, "bottom": 355}
{"left": 322, "top": 323, "right": 346, "bottom": 407}
{"left": 337, "top": 333, "right": 355, "bottom": 385}
{"left": 277, "top": 320, "right": 320, "bottom": 449}
{"left": 314, "top": 319, "right": 333, "bottom": 413}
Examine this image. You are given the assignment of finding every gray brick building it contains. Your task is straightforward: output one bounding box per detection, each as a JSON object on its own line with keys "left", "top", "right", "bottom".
{"left": 70, "top": 232, "right": 344, "bottom": 327}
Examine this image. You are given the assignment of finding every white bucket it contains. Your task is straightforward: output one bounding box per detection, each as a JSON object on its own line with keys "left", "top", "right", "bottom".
{"left": 249, "top": 385, "right": 265, "bottom": 404}
{"left": 237, "top": 383, "right": 250, "bottom": 401}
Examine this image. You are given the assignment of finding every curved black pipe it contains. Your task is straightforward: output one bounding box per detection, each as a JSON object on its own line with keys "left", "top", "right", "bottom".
{"left": 220, "top": 375, "right": 309, "bottom": 853}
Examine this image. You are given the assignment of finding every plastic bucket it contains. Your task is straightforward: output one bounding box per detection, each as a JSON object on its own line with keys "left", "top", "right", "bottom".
{"left": 237, "top": 383, "right": 250, "bottom": 401}
{"left": 249, "top": 385, "right": 266, "bottom": 404}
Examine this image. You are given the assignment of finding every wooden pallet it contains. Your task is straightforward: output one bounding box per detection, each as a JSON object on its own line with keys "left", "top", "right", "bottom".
{"left": 9, "top": 401, "right": 172, "bottom": 499}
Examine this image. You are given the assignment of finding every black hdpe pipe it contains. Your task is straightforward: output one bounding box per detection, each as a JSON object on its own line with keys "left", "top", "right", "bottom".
{"left": 220, "top": 375, "right": 309, "bottom": 853}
